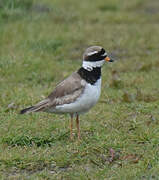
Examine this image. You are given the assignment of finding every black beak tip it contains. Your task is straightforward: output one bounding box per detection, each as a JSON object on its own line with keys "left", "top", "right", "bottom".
{"left": 109, "top": 59, "right": 114, "bottom": 62}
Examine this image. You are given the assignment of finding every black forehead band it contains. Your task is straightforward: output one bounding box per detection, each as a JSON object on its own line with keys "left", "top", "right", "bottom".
{"left": 100, "top": 48, "right": 105, "bottom": 55}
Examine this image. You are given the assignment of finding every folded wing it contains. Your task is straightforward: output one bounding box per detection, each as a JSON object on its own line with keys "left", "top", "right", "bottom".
{"left": 20, "top": 72, "right": 86, "bottom": 114}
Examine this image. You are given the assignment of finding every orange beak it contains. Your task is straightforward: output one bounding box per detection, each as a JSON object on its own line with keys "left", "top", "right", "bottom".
{"left": 105, "top": 56, "right": 113, "bottom": 62}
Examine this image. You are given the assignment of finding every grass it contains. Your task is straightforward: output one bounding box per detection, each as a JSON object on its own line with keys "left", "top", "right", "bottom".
{"left": 0, "top": 0, "right": 159, "bottom": 179}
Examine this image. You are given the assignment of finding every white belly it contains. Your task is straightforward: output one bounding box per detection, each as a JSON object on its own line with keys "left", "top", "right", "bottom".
{"left": 49, "top": 78, "right": 101, "bottom": 114}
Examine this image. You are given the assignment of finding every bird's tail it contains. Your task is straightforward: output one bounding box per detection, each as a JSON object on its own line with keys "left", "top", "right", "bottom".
{"left": 20, "top": 99, "right": 49, "bottom": 114}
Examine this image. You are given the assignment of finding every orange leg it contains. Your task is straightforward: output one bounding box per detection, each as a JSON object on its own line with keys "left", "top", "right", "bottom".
{"left": 76, "top": 114, "right": 80, "bottom": 140}
{"left": 70, "top": 114, "right": 73, "bottom": 140}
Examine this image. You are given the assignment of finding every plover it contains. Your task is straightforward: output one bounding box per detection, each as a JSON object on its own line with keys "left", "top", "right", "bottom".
{"left": 20, "top": 46, "right": 113, "bottom": 140}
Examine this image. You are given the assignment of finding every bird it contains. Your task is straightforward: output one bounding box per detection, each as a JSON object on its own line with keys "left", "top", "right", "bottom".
{"left": 20, "top": 46, "right": 114, "bottom": 140}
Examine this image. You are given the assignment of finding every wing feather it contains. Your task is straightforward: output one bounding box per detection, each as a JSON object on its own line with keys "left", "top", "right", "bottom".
{"left": 20, "top": 72, "right": 85, "bottom": 113}
{"left": 47, "top": 72, "right": 86, "bottom": 107}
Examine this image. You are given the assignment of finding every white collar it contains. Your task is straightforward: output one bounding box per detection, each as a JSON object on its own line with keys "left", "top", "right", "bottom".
{"left": 82, "top": 60, "right": 105, "bottom": 71}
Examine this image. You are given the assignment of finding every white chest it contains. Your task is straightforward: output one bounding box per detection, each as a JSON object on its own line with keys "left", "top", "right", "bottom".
{"left": 76, "top": 78, "right": 101, "bottom": 112}
{"left": 52, "top": 78, "right": 102, "bottom": 114}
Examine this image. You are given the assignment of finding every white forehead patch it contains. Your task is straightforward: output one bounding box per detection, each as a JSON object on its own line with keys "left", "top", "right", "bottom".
{"left": 101, "top": 52, "right": 107, "bottom": 56}
{"left": 87, "top": 51, "right": 98, "bottom": 56}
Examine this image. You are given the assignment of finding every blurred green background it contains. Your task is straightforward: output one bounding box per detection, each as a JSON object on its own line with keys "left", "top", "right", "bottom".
{"left": 0, "top": 0, "right": 159, "bottom": 179}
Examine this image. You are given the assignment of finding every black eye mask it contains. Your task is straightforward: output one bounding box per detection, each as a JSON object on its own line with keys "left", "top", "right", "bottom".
{"left": 85, "top": 48, "right": 107, "bottom": 62}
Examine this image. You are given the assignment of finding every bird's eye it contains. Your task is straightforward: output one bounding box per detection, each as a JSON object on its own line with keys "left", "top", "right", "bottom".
{"left": 100, "top": 48, "right": 105, "bottom": 55}
{"left": 101, "top": 52, "right": 107, "bottom": 57}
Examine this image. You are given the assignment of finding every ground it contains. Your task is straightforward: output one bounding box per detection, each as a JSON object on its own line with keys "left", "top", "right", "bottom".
{"left": 0, "top": 0, "right": 159, "bottom": 179}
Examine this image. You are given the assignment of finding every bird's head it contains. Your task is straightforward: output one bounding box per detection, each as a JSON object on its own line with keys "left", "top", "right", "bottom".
{"left": 82, "top": 46, "right": 113, "bottom": 71}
